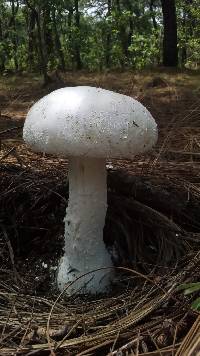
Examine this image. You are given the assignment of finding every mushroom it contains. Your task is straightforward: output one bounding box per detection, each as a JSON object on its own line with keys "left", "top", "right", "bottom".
{"left": 23, "top": 86, "right": 157, "bottom": 294}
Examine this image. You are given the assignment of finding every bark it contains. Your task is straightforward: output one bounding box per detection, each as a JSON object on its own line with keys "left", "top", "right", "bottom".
{"left": 0, "top": 18, "right": 5, "bottom": 71}
{"left": 74, "top": 0, "right": 82, "bottom": 70}
{"left": 116, "top": 0, "right": 134, "bottom": 62}
{"left": 149, "top": 0, "right": 158, "bottom": 31}
{"left": 52, "top": 7, "right": 65, "bottom": 71}
{"left": 27, "top": 9, "right": 36, "bottom": 70}
{"left": 161, "top": 0, "right": 178, "bottom": 67}
{"left": 115, "top": 0, "right": 128, "bottom": 66}
{"left": 181, "top": 8, "right": 187, "bottom": 66}
{"left": 25, "top": 0, "right": 50, "bottom": 85}
{"left": 10, "top": 0, "right": 19, "bottom": 71}
{"left": 68, "top": 5, "right": 73, "bottom": 28}
{"left": 36, "top": 9, "right": 50, "bottom": 84}
{"left": 67, "top": 4, "right": 73, "bottom": 62}
{"left": 43, "top": 7, "right": 53, "bottom": 57}
{"left": 125, "top": 0, "right": 134, "bottom": 52}
{"left": 105, "top": 0, "right": 112, "bottom": 67}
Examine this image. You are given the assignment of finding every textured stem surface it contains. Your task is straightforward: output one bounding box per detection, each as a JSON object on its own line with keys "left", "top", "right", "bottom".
{"left": 57, "top": 157, "right": 113, "bottom": 294}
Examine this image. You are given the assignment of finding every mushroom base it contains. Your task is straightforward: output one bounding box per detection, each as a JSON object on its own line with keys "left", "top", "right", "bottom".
{"left": 57, "top": 157, "right": 113, "bottom": 294}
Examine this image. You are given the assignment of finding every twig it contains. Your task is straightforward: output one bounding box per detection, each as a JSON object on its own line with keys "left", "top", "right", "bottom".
{"left": 0, "top": 147, "right": 15, "bottom": 162}
{"left": 0, "top": 296, "right": 17, "bottom": 341}
{"left": 0, "top": 225, "right": 22, "bottom": 284}
{"left": 135, "top": 330, "right": 141, "bottom": 356}
{"left": 172, "top": 324, "right": 178, "bottom": 356}
{"left": 108, "top": 336, "right": 142, "bottom": 355}
{"left": 0, "top": 126, "right": 23, "bottom": 136}
{"left": 147, "top": 330, "right": 162, "bottom": 356}
{"left": 16, "top": 296, "right": 36, "bottom": 354}
{"left": 110, "top": 330, "right": 120, "bottom": 353}
{"left": 176, "top": 315, "right": 200, "bottom": 356}
{"left": 77, "top": 338, "right": 116, "bottom": 356}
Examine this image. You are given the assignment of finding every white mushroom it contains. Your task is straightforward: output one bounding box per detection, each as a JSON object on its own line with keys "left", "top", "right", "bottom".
{"left": 23, "top": 86, "right": 157, "bottom": 294}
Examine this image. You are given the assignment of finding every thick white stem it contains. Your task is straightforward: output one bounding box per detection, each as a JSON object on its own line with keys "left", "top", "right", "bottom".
{"left": 57, "top": 157, "right": 113, "bottom": 294}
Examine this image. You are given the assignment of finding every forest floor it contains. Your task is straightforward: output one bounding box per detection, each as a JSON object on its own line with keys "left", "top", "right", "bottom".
{"left": 0, "top": 69, "right": 200, "bottom": 355}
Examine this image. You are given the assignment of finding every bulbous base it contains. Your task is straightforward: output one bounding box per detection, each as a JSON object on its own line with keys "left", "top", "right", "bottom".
{"left": 57, "top": 255, "right": 113, "bottom": 295}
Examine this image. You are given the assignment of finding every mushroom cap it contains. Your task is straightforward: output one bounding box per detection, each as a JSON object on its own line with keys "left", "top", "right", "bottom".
{"left": 23, "top": 86, "right": 157, "bottom": 159}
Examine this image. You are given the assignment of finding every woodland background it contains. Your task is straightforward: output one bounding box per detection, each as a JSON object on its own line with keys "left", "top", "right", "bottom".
{"left": 0, "top": 0, "right": 200, "bottom": 84}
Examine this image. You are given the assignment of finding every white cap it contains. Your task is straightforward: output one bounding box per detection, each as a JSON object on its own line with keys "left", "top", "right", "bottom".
{"left": 23, "top": 86, "right": 157, "bottom": 158}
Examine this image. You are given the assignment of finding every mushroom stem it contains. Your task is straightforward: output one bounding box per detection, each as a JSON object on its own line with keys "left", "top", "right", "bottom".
{"left": 57, "top": 157, "right": 113, "bottom": 294}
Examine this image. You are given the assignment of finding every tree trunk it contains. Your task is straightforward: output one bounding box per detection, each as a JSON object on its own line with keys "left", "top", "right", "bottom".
{"left": 27, "top": 9, "right": 36, "bottom": 70}
{"left": 105, "top": 0, "right": 111, "bottom": 67}
{"left": 43, "top": 7, "right": 54, "bottom": 58}
{"left": 52, "top": 7, "right": 65, "bottom": 71}
{"left": 149, "top": 0, "right": 158, "bottom": 31}
{"left": 36, "top": 8, "right": 50, "bottom": 84}
{"left": 181, "top": 8, "right": 187, "bottom": 66}
{"left": 25, "top": 0, "right": 50, "bottom": 84}
{"left": 115, "top": 0, "right": 128, "bottom": 66}
{"left": 74, "top": 0, "right": 82, "bottom": 70}
{"left": 161, "top": 0, "right": 178, "bottom": 67}
{"left": 0, "top": 18, "right": 5, "bottom": 71}
{"left": 125, "top": 0, "right": 134, "bottom": 52}
{"left": 67, "top": 4, "right": 73, "bottom": 67}
{"left": 10, "top": 0, "right": 19, "bottom": 71}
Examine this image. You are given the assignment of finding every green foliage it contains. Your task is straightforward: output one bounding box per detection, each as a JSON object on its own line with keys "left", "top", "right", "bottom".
{"left": 0, "top": 0, "right": 199, "bottom": 73}
{"left": 81, "top": 20, "right": 105, "bottom": 70}
{"left": 177, "top": 0, "right": 200, "bottom": 68}
{"left": 191, "top": 297, "right": 200, "bottom": 310}
{"left": 129, "top": 32, "right": 160, "bottom": 69}
{"left": 177, "top": 282, "right": 200, "bottom": 311}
